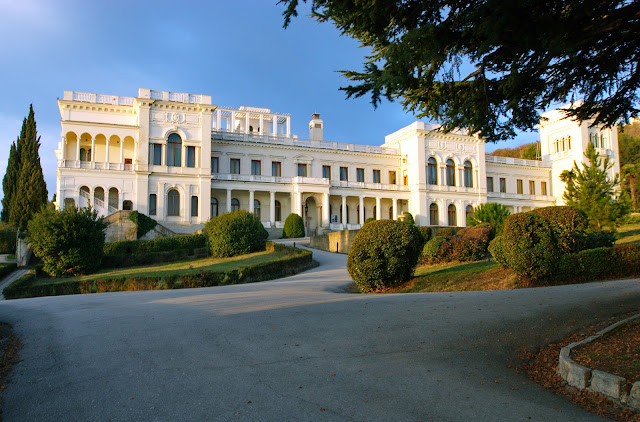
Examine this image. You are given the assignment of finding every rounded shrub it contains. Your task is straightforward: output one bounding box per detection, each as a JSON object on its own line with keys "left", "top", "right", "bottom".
{"left": 417, "top": 226, "right": 432, "bottom": 244}
{"left": 532, "top": 206, "right": 588, "bottom": 254}
{"left": 439, "top": 237, "right": 485, "bottom": 262}
{"left": 488, "top": 236, "right": 508, "bottom": 267}
{"left": 283, "top": 213, "right": 305, "bottom": 238}
{"left": 363, "top": 217, "right": 376, "bottom": 225}
{"left": 455, "top": 223, "right": 495, "bottom": 248}
{"left": 28, "top": 204, "right": 109, "bottom": 277}
{"left": 402, "top": 211, "right": 415, "bottom": 225}
{"left": 347, "top": 220, "right": 422, "bottom": 292}
{"left": 421, "top": 235, "right": 449, "bottom": 263}
{"left": 436, "top": 227, "right": 455, "bottom": 237}
{"left": 501, "top": 212, "right": 560, "bottom": 284}
{"left": 205, "top": 210, "right": 268, "bottom": 257}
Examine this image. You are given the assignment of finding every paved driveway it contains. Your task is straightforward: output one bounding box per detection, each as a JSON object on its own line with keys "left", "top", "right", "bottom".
{"left": 1, "top": 241, "right": 638, "bottom": 421}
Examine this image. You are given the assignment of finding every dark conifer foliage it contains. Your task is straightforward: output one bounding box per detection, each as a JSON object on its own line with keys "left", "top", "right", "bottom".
{"left": 2, "top": 105, "right": 48, "bottom": 230}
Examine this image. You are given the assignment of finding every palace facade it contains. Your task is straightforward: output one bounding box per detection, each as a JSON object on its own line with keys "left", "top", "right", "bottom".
{"left": 54, "top": 89, "right": 620, "bottom": 235}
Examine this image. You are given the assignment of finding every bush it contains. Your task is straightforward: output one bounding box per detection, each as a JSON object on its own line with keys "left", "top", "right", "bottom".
{"left": 436, "top": 227, "right": 455, "bottom": 237}
{"left": 205, "top": 210, "right": 268, "bottom": 257}
{"left": 417, "top": 226, "right": 432, "bottom": 244}
{"left": 574, "top": 229, "right": 616, "bottom": 251}
{"left": 439, "top": 237, "right": 485, "bottom": 262}
{"left": 28, "top": 204, "right": 109, "bottom": 277}
{"left": 501, "top": 212, "right": 560, "bottom": 284}
{"left": 0, "top": 227, "right": 18, "bottom": 254}
{"left": 128, "top": 211, "right": 157, "bottom": 238}
{"left": 104, "top": 233, "right": 207, "bottom": 256}
{"left": 467, "top": 203, "right": 511, "bottom": 234}
{"left": 532, "top": 206, "right": 589, "bottom": 253}
{"left": 455, "top": 223, "right": 495, "bottom": 248}
{"left": 402, "top": 212, "right": 415, "bottom": 225}
{"left": 347, "top": 220, "right": 422, "bottom": 292}
{"left": 488, "top": 236, "right": 508, "bottom": 267}
{"left": 363, "top": 217, "right": 376, "bottom": 225}
{"left": 283, "top": 213, "right": 305, "bottom": 238}
{"left": 421, "top": 236, "right": 449, "bottom": 262}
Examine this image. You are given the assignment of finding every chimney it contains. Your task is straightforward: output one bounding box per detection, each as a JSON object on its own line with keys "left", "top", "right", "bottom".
{"left": 309, "top": 113, "right": 323, "bottom": 141}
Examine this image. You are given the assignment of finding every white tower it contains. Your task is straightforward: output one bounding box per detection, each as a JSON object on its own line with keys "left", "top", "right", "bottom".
{"left": 538, "top": 105, "right": 620, "bottom": 204}
{"left": 309, "top": 113, "right": 323, "bottom": 141}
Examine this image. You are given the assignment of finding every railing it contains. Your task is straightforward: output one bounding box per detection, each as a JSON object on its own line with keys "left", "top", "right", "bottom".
{"left": 108, "top": 206, "right": 118, "bottom": 215}
{"left": 485, "top": 155, "right": 551, "bottom": 168}
{"left": 59, "top": 160, "right": 133, "bottom": 171}
{"left": 487, "top": 192, "right": 554, "bottom": 202}
{"left": 94, "top": 197, "right": 105, "bottom": 209}
{"left": 211, "top": 129, "right": 399, "bottom": 155}
{"left": 64, "top": 91, "right": 134, "bottom": 106}
{"left": 80, "top": 189, "right": 90, "bottom": 199}
{"left": 330, "top": 180, "right": 410, "bottom": 191}
{"left": 213, "top": 173, "right": 293, "bottom": 184}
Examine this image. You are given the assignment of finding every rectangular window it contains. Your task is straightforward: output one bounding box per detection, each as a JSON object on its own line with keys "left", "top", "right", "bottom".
{"left": 339, "top": 167, "right": 348, "bottom": 181}
{"left": 373, "top": 169, "right": 381, "bottom": 183}
{"left": 230, "top": 158, "right": 240, "bottom": 174}
{"left": 541, "top": 181, "right": 548, "bottom": 196}
{"left": 403, "top": 174, "right": 408, "bottom": 185}
{"left": 499, "top": 178, "right": 506, "bottom": 193}
{"left": 529, "top": 180, "right": 535, "bottom": 195}
{"left": 389, "top": 171, "right": 397, "bottom": 184}
{"left": 297, "top": 163, "right": 307, "bottom": 177}
{"left": 517, "top": 179, "right": 523, "bottom": 194}
{"left": 191, "top": 196, "right": 198, "bottom": 217}
{"left": 272, "top": 161, "right": 282, "bottom": 177}
{"left": 149, "top": 194, "right": 157, "bottom": 216}
{"left": 150, "top": 144, "right": 162, "bottom": 165}
{"left": 356, "top": 168, "right": 364, "bottom": 182}
{"left": 211, "top": 157, "right": 219, "bottom": 174}
{"left": 186, "top": 146, "right": 196, "bottom": 168}
{"left": 251, "top": 160, "right": 261, "bottom": 176}
{"left": 487, "top": 177, "right": 494, "bottom": 193}
{"left": 322, "top": 165, "right": 331, "bottom": 179}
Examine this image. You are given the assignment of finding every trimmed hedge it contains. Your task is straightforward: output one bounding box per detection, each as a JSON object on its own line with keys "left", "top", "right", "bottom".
{"left": 439, "top": 237, "right": 485, "bottom": 262}
{"left": 417, "top": 226, "right": 432, "bottom": 244}
{"left": 436, "top": 227, "right": 456, "bottom": 237}
{"left": 402, "top": 212, "right": 415, "bottom": 225}
{"left": 555, "top": 244, "right": 640, "bottom": 283}
{"left": 0, "top": 228, "right": 18, "bottom": 254}
{"left": 102, "top": 247, "right": 209, "bottom": 268}
{"left": 363, "top": 217, "right": 376, "bottom": 225}
{"left": 206, "top": 210, "right": 268, "bottom": 257}
{"left": 421, "top": 236, "right": 449, "bottom": 262}
{"left": 3, "top": 242, "right": 313, "bottom": 299}
{"left": 532, "top": 206, "right": 588, "bottom": 253}
{"left": 455, "top": 223, "right": 495, "bottom": 248}
{"left": 347, "top": 219, "right": 422, "bottom": 292}
{"left": 501, "top": 212, "right": 560, "bottom": 283}
{"left": 128, "top": 211, "right": 157, "bottom": 238}
{"left": 104, "top": 233, "right": 207, "bottom": 257}
{"left": 0, "top": 263, "right": 17, "bottom": 280}
{"left": 283, "top": 213, "right": 305, "bottom": 238}
{"left": 488, "top": 236, "right": 508, "bottom": 268}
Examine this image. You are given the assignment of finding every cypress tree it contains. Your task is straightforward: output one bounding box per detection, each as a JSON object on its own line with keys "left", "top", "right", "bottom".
{"left": 10, "top": 105, "right": 48, "bottom": 231}
{"left": 1, "top": 140, "right": 19, "bottom": 222}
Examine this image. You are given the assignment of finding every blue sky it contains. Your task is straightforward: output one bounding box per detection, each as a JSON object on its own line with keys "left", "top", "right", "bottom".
{"left": 0, "top": 0, "right": 538, "bottom": 198}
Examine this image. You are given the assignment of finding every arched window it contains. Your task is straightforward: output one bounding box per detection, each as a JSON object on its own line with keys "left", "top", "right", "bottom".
{"left": 167, "top": 189, "right": 180, "bottom": 216}
{"left": 561, "top": 137, "right": 566, "bottom": 151}
{"left": 211, "top": 197, "right": 218, "bottom": 217}
{"left": 429, "top": 203, "right": 438, "bottom": 226}
{"left": 122, "top": 200, "right": 133, "bottom": 211}
{"left": 463, "top": 161, "right": 473, "bottom": 188}
{"left": 275, "top": 200, "right": 281, "bottom": 221}
{"left": 446, "top": 159, "right": 455, "bottom": 186}
{"left": 231, "top": 198, "right": 240, "bottom": 212}
{"left": 448, "top": 204, "right": 457, "bottom": 226}
{"left": 167, "top": 134, "right": 182, "bottom": 167}
{"left": 567, "top": 136, "right": 571, "bottom": 150}
{"left": 428, "top": 157, "right": 437, "bottom": 185}
{"left": 600, "top": 133, "right": 605, "bottom": 148}
{"left": 254, "top": 199, "right": 261, "bottom": 220}
{"left": 466, "top": 205, "right": 473, "bottom": 223}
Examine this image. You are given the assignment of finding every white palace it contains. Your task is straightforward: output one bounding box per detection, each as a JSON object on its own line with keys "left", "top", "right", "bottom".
{"left": 54, "top": 88, "right": 620, "bottom": 236}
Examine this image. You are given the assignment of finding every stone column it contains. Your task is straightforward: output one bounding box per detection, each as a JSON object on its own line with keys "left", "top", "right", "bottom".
{"left": 376, "top": 197, "right": 381, "bottom": 220}
{"left": 90, "top": 136, "right": 95, "bottom": 163}
{"left": 231, "top": 112, "right": 236, "bottom": 131}
{"left": 260, "top": 114, "right": 264, "bottom": 134}
{"left": 61, "top": 134, "right": 67, "bottom": 161}
{"left": 359, "top": 196, "right": 364, "bottom": 224}
{"left": 323, "top": 193, "right": 330, "bottom": 228}
{"left": 272, "top": 116, "right": 277, "bottom": 135}
{"left": 119, "top": 139, "right": 124, "bottom": 164}
{"left": 216, "top": 109, "right": 221, "bottom": 130}
{"left": 286, "top": 117, "right": 291, "bottom": 137}
{"left": 76, "top": 134, "right": 81, "bottom": 163}
{"left": 226, "top": 189, "right": 232, "bottom": 212}
{"left": 249, "top": 190, "right": 255, "bottom": 214}
{"left": 341, "top": 195, "right": 347, "bottom": 227}
{"left": 270, "top": 191, "right": 276, "bottom": 225}
{"left": 297, "top": 192, "right": 303, "bottom": 216}
{"left": 105, "top": 138, "right": 110, "bottom": 163}
{"left": 392, "top": 198, "right": 398, "bottom": 220}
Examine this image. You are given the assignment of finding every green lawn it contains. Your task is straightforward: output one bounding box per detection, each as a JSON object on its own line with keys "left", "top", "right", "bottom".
{"left": 616, "top": 222, "right": 640, "bottom": 245}
{"left": 392, "top": 260, "right": 519, "bottom": 293}
{"left": 30, "top": 250, "right": 288, "bottom": 286}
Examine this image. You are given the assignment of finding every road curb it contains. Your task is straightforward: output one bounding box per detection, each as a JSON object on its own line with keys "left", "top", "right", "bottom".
{"left": 557, "top": 313, "right": 640, "bottom": 409}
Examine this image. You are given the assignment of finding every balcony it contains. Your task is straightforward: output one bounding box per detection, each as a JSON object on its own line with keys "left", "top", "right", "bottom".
{"left": 213, "top": 173, "right": 293, "bottom": 184}
{"left": 487, "top": 192, "right": 554, "bottom": 202}
{"left": 485, "top": 155, "right": 551, "bottom": 168}
{"left": 330, "top": 180, "right": 410, "bottom": 191}
{"left": 211, "top": 129, "right": 399, "bottom": 155}
{"left": 59, "top": 160, "right": 134, "bottom": 171}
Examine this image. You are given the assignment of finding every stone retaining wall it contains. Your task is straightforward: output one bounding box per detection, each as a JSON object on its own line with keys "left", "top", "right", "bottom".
{"left": 309, "top": 230, "right": 359, "bottom": 254}
{"left": 557, "top": 314, "right": 640, "bottom": 410}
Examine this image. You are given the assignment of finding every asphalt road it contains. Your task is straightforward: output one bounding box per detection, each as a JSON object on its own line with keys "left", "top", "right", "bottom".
{"left": 1, "top": 240, "right": 639, "bottom": 421}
